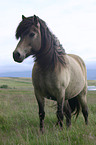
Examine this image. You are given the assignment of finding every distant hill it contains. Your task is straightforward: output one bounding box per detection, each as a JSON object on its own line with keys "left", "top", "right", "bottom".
{"left": 87, "top": 69, "right": 96, "bottom": 80}
{"left": 0, "top": 69, "right": 96, "bottom": 80}
{"left": 86, "top": 60, "right": 96, "bottom": 80}
{"left": 0, "top": 71, "right": 32, "bottom": 78}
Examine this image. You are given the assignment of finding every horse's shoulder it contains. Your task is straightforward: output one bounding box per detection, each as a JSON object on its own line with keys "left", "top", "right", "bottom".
{"left": 32, "top": 62, "right": 40, "bottom": 79}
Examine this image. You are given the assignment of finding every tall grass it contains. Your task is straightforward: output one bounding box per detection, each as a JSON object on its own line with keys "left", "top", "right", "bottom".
{"left": 0, "top": 78, "right": 96, "bottom": 145}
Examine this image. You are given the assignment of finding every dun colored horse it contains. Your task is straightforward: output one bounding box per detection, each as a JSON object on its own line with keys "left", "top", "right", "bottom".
{"left": 13, "top": 15, "right": 88, "bottom": 132}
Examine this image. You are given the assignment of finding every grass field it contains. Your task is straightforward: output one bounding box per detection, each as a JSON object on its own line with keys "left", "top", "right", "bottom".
{"left": 0, "top": 77, "right": 96, "bottom": 145}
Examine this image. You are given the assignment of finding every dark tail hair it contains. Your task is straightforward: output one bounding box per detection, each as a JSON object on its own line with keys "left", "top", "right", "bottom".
{"left": 68, "top": 96, "right": 81, "bottom": 119}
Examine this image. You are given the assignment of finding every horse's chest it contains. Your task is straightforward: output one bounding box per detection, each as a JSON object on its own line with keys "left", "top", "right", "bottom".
{"left": 41, "top": 73, "right": 57, "bottom": 91}
{"left": 32, "top": 69, "right": 59, "bottom": 99}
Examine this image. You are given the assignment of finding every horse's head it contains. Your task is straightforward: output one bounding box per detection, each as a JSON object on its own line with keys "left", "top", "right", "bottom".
{"left": 13, "top": 15, "right": 41, "bottom": 63}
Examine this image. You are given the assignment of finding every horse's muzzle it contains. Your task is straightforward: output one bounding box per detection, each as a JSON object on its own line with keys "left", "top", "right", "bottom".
{"left": 13, "top": 51, "right": 23, "bottom": 63}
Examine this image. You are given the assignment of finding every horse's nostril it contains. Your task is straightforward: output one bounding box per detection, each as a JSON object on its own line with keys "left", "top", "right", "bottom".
{"left": 17, "top": 52, "right": 20, "bottom": 57}
{"left": 13, "top": 51, "right": 22, "bottom": 62}
{"left": 15, "top": 52, "right": 20, "bottom": 58}
{"left": 13, "top": 51, "right": 20, "bottom": 59}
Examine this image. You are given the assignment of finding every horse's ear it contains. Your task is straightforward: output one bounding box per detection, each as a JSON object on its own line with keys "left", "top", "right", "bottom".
{"left": 34, "top": 15, "right": 38, "bottom": 26}
{"left": 22, "top": 15, "right": 26, "bottom": 20}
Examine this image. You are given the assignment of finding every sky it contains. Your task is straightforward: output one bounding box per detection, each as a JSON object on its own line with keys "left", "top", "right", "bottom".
{"left": 0, "top": 0, "right": 96, "bottom": 73}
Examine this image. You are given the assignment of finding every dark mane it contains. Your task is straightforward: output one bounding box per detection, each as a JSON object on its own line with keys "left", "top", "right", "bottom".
{"left": 16, "top": 16, "right": 66, "bottom": 70}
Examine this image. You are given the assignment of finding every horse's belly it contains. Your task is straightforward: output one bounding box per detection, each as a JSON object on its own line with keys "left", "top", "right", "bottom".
{"left": 65, "top": 80, "right": 85, "bottom": 99}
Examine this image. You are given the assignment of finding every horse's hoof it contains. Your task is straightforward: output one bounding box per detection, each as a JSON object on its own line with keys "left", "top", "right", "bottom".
{"left": 60, "top": 125, "right": 63, "bottom": 130}
{"left": 40, "top": 127, "right": 44, "bottom": 134}
{"left": 55, "top": 121, "right": 63, "bottom": 130}
{"left": 66, "top": 122, "right": 71, "bottom": 129}
{"left": 55, "top": 121, "right": 59, "bottom": 126}
{"left": 66, "top": 124, "right": 71, "bottom": 129}
{"left": 85, "top": 121, "right": 88, "bottom": 125}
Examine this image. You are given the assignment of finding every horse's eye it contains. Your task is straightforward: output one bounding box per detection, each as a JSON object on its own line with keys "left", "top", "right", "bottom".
{"left": 29, "top": 33, "right": 35, "bottom": 38}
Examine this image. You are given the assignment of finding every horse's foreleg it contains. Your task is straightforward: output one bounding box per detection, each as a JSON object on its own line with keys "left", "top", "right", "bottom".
{"left": 39, "top": 101, "right": 45, "bottom": 133}
{"left": 56, "top": 97, "right": 64, "bottom": 128}
{"left": 35, "top": 92, "right": 45, "bottom": 133}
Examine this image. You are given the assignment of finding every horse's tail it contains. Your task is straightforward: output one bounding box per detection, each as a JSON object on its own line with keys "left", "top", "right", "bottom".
{"left": 68, "top": 96, "right": 81, "bottom": 119}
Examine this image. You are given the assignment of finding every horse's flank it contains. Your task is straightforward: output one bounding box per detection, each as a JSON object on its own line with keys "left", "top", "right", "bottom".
{"left": 65, "top": 54, "right": 87, "bottom": 99}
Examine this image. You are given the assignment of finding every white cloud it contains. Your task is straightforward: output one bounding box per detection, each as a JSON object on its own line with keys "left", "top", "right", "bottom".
{"left": 0, "top": 0, "right": 96, "bottom": 73}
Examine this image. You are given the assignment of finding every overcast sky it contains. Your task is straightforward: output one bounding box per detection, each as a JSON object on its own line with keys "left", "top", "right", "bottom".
{"left": 0, "top": 0, "right": 96, "bottom": 73}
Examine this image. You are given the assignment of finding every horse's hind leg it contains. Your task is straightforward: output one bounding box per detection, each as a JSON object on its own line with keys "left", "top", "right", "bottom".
{"left": 63, "top": 100, "right": 71, "bottom": 128}
{"left": 82, "top": 105, "right": 88, "bottom": 125}
{"left": 78, "top": 86, "right": 88, "bottom": 125}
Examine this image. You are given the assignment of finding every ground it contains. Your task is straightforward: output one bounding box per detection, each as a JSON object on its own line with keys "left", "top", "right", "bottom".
{"left": 0, "top": 77, "right": 96, "bottom": 145}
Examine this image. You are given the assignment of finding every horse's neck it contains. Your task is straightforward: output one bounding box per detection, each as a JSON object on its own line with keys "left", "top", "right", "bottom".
{"left": 35, "top": 30, "right": 66, "bottom": 70}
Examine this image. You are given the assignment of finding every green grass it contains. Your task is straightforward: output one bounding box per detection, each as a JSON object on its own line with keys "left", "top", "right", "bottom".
{"left": 0, "top": 77, "right": 96, "bottom": 145}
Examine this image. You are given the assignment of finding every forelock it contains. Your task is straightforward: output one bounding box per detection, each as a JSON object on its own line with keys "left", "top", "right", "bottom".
{"left": 16, "top": 16, "right": 34, "bottom": 39}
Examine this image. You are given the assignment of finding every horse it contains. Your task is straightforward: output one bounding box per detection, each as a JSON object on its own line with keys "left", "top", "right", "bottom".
{"left": 13, "top": 15, "right": 88, "bottom": 132}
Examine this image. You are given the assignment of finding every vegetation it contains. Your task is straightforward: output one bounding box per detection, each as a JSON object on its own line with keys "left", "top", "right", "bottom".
{"left": 0, "top": 77, "right": 96, "bottom": 145}
{"left": 0, "top": 85, "right": 9, "bottom": 89}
